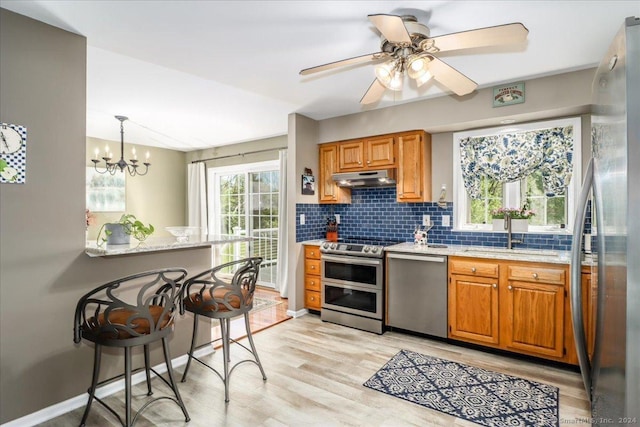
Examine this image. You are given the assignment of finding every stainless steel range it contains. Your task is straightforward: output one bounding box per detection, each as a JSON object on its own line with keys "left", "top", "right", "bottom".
{"left": 319, "top": 238, "right": 400, "bottom": 334}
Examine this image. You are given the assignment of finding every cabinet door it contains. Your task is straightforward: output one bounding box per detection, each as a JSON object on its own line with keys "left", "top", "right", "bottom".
{"left": 503, "top": 280, "right": 565, "bottom": 358}
{"left": 397, "top": 132, "right": 431, "bottom": 202}
{"left": 365, "top": 136, "right": 395, "bottom": 168}
{"left": 319, "top": 144, "right": 350, "bottom": 204}
{"left": 449, "top": 274, "right": 499, "bottom": 345}
{"left": 338, "top": 141, "right": 365, "bottom": 171}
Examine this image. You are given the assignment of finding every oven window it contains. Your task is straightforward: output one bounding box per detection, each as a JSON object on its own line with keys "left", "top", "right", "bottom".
{"left": 323, "top": 261, "right": 377, "bottom": 286}
{"left": 324, "top": 284, "right": 377, "bottom": 313}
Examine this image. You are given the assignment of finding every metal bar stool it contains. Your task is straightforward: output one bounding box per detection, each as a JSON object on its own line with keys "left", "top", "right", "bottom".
{"left": 73, "top": 268, "right": 190, "bottom": 427}
{"left": 180, "top": 257, "right": 266, "bottom": 402}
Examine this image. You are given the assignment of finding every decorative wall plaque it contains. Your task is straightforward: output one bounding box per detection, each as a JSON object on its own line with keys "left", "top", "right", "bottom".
{"left": 0, "top": 122, "right": 27, "bottom": 184}
{"left": 493, "top": 82, "right": 525, "bottom": 107}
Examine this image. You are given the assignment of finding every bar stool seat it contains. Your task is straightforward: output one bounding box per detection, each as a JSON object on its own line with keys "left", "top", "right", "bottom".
{"left": 180, "top": 257, "right": 266, "bottom": 402}
{"left": 73, "top": 268, "right": 190, "bottom": 427}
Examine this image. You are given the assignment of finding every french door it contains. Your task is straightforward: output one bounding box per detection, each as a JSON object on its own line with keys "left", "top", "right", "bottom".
{"left": 208, "top": 161, "right": 279, "bottom": 287}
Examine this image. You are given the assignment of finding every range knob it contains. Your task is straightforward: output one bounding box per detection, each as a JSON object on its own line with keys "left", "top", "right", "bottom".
{"left": 330, "top": 243, "right": 337, "bottom": 250}
{"left": 322, "top": 242, "right": 330, "bottom": 249}
{"left": 371, "top": 247, "right": 380, "bottom": 253}
{"left": 363, "top": 246, "right": 371, "bottom": 253}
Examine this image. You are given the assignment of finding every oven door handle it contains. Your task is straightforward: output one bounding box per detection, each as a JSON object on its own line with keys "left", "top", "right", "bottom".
{"left": 321, "top": 254, "right": 382, "bottom": 266}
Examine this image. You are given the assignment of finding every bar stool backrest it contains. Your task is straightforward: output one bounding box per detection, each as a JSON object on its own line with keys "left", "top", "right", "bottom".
{"left": 74, "top": 268, "right": 188, "bottom": 347}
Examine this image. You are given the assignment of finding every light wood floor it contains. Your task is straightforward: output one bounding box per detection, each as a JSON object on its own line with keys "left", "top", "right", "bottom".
{"left": 37, "top": 310, "right": 591, "bottom": 427}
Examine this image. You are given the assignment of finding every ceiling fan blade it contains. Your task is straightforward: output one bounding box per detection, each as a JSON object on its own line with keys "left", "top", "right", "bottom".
{"left": 360, "top": 79, "right": 386, "bottom": 105}
{"left": 424, "top": 23, "right": 528, "bottom": 53}
{"left": 428, "top": 56, "right": 477, "bottom": 96}
{"left": 368, "top": 14, "right": 412, "bottom": 44}
{"left": 300, "top": 52, "right": 388, "bottom": 75}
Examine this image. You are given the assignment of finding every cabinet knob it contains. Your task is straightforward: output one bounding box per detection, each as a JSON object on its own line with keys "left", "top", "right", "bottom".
{"left": 311, "top": 280, "right": 315, "bottom": 285}
{"left": 508, "top": 285, "right": 513, "bottom": 290}
{"left": 492, "top": 283, "right": 497, "bottom": 288}
{"left": 310, "top": 251, "right": 315, "bottom": 256}
{"left": 367, "top": 160, "right": 371, "bottom": 164}
{"left": 310, "top": 296, "right": 315, "bottom": 301}
{"left": 358, "top": 161, "right": 362, "bottom": 165}
{"left": 533, "top": 273, "right": 539, "bottom": 279}
{"left": 310, "top": 265, "right": 315, "bottom": 270}
{"left": 471, "top": 267, "right": 477, "bottom": 273}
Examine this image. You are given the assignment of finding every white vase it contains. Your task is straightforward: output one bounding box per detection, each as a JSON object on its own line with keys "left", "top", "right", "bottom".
{"left": 511, "top": 219, "right": 529, "bottom": 232}
{"left": 492, "top": 218, "right": 528, "bottom": 232}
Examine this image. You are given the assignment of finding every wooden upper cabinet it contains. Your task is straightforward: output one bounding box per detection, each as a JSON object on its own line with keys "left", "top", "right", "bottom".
{"left": 365, "top": 136, "right": 395, "bottom": 168}
{"left": 319, "top": 144, "right": 351, "bottom": 204}
{"left": 338, "top": 141, "right": 365, "bottom": 170}
{"left": 337, "top": 136, "right": 395, "bottom": 172}
{"left": 397, "top": 131, "right": 432, "bottom": 202}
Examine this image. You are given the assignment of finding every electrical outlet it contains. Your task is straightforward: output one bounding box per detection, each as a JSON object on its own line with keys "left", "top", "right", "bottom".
{"left": 335, "top": 214, "right": 340, "bottom": 224}
{"left": 422, "top": 215, "right": 430, "bottom": 226}
{"left": 442, "top": 215, "right": 450, "bottom": 227}
{"left": 300, "top": 214, "right": 305, "bottom": 225}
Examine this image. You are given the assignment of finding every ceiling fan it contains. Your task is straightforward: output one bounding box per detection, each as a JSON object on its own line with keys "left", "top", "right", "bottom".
{"left": 300, "top": 14, "right": 529, "bottom": 104}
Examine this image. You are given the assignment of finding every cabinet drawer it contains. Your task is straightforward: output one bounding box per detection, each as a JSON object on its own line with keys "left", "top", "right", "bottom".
{"left": 305, "top": 245, "right": 321, "bottom": 260}
{"left": 305, "top": 290, "right": 321, "bottom": 310}
{"left": 305, "top": 275, "right": 321, "bottom": 291}
{"left": 508, "top": 265, "right": 565, "bottom": 285}
{"left": 449, "top": 258, "right": 499, "bottom": 278}
{"left": 305, "top": 259, "right": 321, "bottom": 276}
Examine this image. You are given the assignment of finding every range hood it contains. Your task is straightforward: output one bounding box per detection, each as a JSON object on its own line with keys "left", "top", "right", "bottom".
{"left": 332, "top": 170, "right": 396, "bottom": 187}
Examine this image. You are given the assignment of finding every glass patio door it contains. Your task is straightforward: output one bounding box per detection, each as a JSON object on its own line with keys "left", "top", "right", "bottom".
{"left": 208, "top": 161, "right": 279, "bottom": 287}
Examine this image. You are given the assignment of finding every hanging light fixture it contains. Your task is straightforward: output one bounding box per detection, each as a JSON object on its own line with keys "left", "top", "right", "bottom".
{"left": 407, "top": 54, "right": 434, "bottom": 87}
{"left": 91, "top": 115, "right": 150, "bottom": 176}
{"left": 375, "top": 59, "right": 404, "bottom": 91}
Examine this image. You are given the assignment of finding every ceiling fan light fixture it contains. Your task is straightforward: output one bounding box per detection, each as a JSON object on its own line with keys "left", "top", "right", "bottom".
{"left": 407, "top": 54, "right": 432, "bottom": 80}
{"left": 374, "top": 61, "right": 394, "bottom": 87}
{"left": 388, "top": 70, "right": 404, "bottom": 91}
{"left": 415, "top": 70, "right": 433, "bottom": 87}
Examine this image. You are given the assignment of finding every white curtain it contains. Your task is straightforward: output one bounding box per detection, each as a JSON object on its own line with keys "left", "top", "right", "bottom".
{"left": 275, "top": 150, "right": 288, "bottom": 297}
{"left": 187, "top": 162, "right": 207, "bottom": 233}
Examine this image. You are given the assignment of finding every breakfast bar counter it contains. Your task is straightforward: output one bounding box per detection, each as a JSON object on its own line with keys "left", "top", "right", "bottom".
{"left": 85, "top": 235, "right": 253, "bottom": 257}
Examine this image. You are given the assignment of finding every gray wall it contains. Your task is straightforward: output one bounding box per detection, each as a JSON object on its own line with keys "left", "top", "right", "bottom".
{"left": 316, "top": 69, "right": 595, "bottom": 197}
{"left": 0, "top": 10, "right": 208, "bottom": 424}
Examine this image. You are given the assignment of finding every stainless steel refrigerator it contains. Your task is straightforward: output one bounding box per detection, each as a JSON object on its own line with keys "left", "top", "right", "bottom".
{"left": 571, "top": 16, "right": 640, "bottom": 424}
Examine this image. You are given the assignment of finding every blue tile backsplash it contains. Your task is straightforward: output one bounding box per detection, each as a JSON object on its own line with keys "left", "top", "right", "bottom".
{"left": 296, "top": 187, "right": 576, "bottom": 251}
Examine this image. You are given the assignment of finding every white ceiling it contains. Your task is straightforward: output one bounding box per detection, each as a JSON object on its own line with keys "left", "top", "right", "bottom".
{"left": 1, "top": 1, "right": 639, "bottom": 151}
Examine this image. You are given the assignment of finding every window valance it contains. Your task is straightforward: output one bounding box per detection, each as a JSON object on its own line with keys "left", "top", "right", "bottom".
{"left": 460, "top": 126, "right": 574, "bottom": 199}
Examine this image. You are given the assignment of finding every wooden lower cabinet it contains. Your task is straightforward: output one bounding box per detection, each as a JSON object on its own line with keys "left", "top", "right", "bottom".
{"left": 449, "top": 274, "right": 499, "bottom": 344}
{"left": 448, "top": 256, "right": 573, "bottom": 364}
{"left": 304, "top": 245, "right": 321, "bottom": 310}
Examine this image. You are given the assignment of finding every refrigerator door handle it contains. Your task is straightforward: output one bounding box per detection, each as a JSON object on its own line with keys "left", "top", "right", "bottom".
{"left": 571, "top": 157, "right": 593, "bottom": 402}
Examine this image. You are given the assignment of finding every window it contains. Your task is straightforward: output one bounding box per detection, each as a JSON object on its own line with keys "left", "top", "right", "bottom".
{"left": 208, "top": 160, "right": 279, "bottom": 287}
{"left": 453, "top": 117, "right": 581, "bottom": 232}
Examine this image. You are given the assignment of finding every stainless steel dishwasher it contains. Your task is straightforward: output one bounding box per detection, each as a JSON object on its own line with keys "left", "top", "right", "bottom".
{"left": 386, "top": 252, "right": 448, "bottom": 338}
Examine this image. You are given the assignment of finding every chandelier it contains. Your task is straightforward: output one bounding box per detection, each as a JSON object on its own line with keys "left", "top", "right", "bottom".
{"left": 91, "top": 115, "right": 150, "bottom": 176}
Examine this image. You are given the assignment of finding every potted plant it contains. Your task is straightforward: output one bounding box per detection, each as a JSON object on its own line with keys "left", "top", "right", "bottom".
{"left": 96, "top": 214, "right": 155, "bottom": 246}
{"left": 491, "top": 206, "right": 535, "bottom": 232}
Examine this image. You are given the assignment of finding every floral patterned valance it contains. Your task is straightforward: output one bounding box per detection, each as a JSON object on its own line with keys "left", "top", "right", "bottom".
{"left": 460, "top": 126, "right": 574, "bottom": 199}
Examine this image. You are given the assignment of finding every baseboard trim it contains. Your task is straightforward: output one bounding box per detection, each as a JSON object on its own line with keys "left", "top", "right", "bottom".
{"left": 0, "top": 347, "right": 215, "bottom": 427}
{"left": 286, "top": 308, "right": 308, "bottom": 318}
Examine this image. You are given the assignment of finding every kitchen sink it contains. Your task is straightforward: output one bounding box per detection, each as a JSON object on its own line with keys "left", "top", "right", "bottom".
{"left": 462, "top": 247, "right": 561, "bottom": 258}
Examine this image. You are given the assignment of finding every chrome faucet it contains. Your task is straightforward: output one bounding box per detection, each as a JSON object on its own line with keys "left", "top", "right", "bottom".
{"left": 505, "top": 216, "right": 523, "bottom": 249}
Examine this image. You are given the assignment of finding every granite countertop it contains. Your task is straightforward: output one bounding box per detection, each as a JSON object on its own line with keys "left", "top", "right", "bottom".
{"left": 85, "top": 235, "right": 253, "bottom": 257}
{"left": 302, "top": 239, "right": 593, "bottom": 265}
{"left": 384, "top": 242, "right": 575, "bottom": 265}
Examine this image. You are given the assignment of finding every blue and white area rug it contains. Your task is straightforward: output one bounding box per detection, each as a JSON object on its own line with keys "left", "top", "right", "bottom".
{"left": 364, "top": 349, "right": 559, "bottom": 427}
